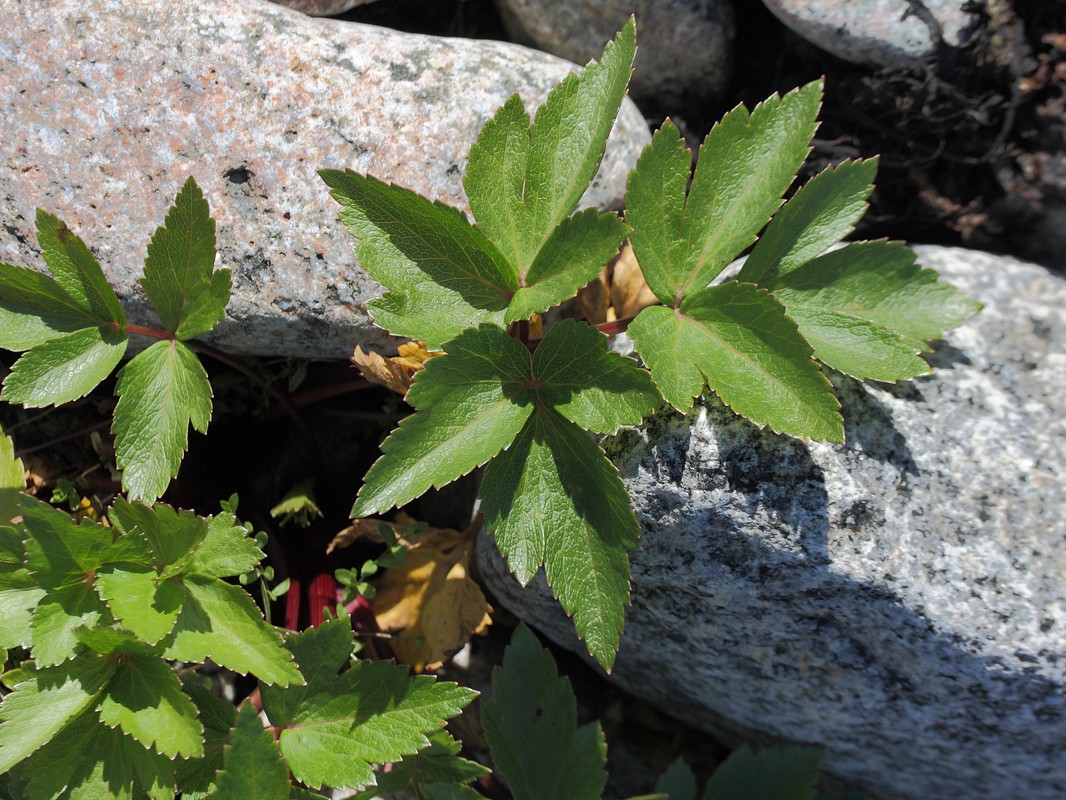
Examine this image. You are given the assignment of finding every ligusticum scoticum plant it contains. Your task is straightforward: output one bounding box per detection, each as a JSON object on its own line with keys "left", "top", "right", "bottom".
{"left": 322, "top": 18, "right": 979, "bottom": 670}
{"left": 0, "top": 17, "right": 979, "bottom": 797}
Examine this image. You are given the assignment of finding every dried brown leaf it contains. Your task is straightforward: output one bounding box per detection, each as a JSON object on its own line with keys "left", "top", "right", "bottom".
{"left": 351, "top": 341, "right": 441, "bottom": 396}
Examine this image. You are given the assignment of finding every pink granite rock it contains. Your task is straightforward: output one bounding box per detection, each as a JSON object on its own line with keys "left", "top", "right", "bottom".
{"left": 0, "top": 0, "right": 649, "bottom": 358}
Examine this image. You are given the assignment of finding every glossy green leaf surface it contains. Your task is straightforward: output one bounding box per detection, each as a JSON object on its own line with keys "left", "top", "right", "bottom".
{"left": 30, "top": 581, "right": 109, "bottom": 666}
{"left": 0, "top": 262, "right": 106, "bottom": 351}
{"left": 0, "top": 426, "right": 23, "bottom": 525}
{"left": 764, "top": 241, "right": 982, "bottom": 356}
{"left": 629, "top": 283, "right": 843, "bottom": 441}
{"left": 321, "top": 169, "right": 515, "bottom": 348}
{"left": 1, "top": 325, "right": 127, "bottom": 407}
{"left": 532, "top": 319, "right": 659, "bottom": 434}
{"left": 205, "top": 704, "right": 288, "bottom": 800}
{"left": 504, "top": 207, "right": 628, "bottom": 323}
{"left": 738, "top": 159, "right": 878, "bottom": 284}
{"left": 95, "top": 565, "right": 183, "bottom": 645}
{"left": 481, "top": 409, "right": 636, "bottom": 669}
{"left": 20, "top": 496, "right": 115, "bottom": 664}
{"left": 465, "top": 20, "right": 635, "bottom": 275}
{"left": 22, "top": 708, "right": 176, "bottom": 800}
{"left": 260, "top": 618, "right": 476, "bottom": 791}
{"left": 352, "top": 325, "right": 533, "bottom": 517}
{"left": 162, "top": 578, "right": 302, "bottom": 687}
{"left": 109, "top": 499, "right": 209, "bottom": 573}
{"left": 35, "top": 210, "right": 126, "bottom": 327}
{"left": 0, "top": 654, "right": 115, "bottom": 773}
{"left": 113, "top": 339, "right": 212, "bottom": 502}
{"left": 481, "top": 625, "right": 606, "bottom": 800}
{"left": 97, "top": 650, "right": 204, "bottom": 759}
{"left": 141, "top": 177, "right": 230, "bottom": 339}
{"left": 627, "top": 82, "right": 822, "bottom": 300}
{"left": 183, "top": 511, "right": 264, "bottom": 580}
{"left": 702, "top": 745, "right": 823, "bottom": 800}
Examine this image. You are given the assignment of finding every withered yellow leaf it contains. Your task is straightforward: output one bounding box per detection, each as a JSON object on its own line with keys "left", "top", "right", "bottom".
{"left": 576, "top": 241, "right": 658, "bottom": 325}
{"left": 610, "top": 241, "right": 658, "bottom": 320}
{"left": 351, "top": 341, "right": 441, "bottom": 396}
{"left": 371, "top": 522, "right": 491, "bottom": 672}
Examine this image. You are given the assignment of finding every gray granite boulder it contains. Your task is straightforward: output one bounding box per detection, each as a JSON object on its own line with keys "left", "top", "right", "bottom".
{"left": 760, "top": 0, "right": 979, "bottom": 66}
{"left": 477, "top": 244, "right": 1066, "bottom": 799}
{"left": 0, "top": 0, "right": 649, "bottom": 358}
{"left": 494, "top": 0, "right": 735, "bottom": 104}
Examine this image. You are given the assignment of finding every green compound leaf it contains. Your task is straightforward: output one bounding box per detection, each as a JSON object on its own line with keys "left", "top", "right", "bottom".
{"left": 532, "top": 319, "right": 660, "bottom": 434}
{"left": 737, "top": 159, "right": 878, "bottom": 284}
{"left": 260, "top": 617, "right": 477, "bottom": 792}
{"left": 21, "top": 495, "right": 115, "bottom": 584}
{"left": 352, "top": 325, "right": 533, "bottom": 518}
{"left": 175, "top": 677, "right": 238, "bottom": 797}
{"left": 109, "top": 498, "right": 209, "bottom": 576}
{"left": 110, "top": 499, "right": 208, "bottom": 571}
{"left": 97, "top": 649, "right": 204, "bottom": 759}
{"left": 1, "top": 325, "right": 127, "bottom": 408}
{"left": 627, "top": 81, "right": 822, "bottom": 300}
{"left": 36, "top": 210, "right": 126, "bottom": 327}
{"left": 141, "top": 177, "right": 230, "bottom": 340}
{"left": 629, "top": 283, "right": 843, "bottom": 442}
{"left": 211, "top": 704, "right": 289, "bottom": 800}
{"left": 113, "top": 338, "right": 212, "bottom": 502}
{"left": 465, "top": 20, "right": 635, "bottom": 276}
{"left": 0, "top": 213, "right": 129, "bottom": 408}
{"left": 624, "top": 120, "right": 694, "bottom": 305}
{"left": 0, "top": 653, "right": 115, "bottom": 774}
{"left": 30, "top": 582, "right": 109, "bottom": 667}
{"left": 162, "top": 577, "right": 302, "bottom": 687}
{"left": 505, "top": 208, "right": 628, "bottom": 323}
{"left": 765, "top": 241, "right": 982, "bottom": 360}
{"left": 22, "top": 708, "right": 177, "bottom": 800}
{"left": 702, "top": 744, "right": 824, "bottom": 800}
{"left": 95, "top": 565, "right": 184, "bottom": 645}
{"left": 0, "top": 262, "right": 108, "bottom": 351}
{"left": 20, "top": 495, "right": 113, "bottom": 664}
{"left": 481, "top": 624, "right": 606, "bottom": 800}
{"left": 481, "top": 409, "right": 636, "bottom": 669}
{"left": 320, "top": 169, "right": 516, "bottom": 349}
{"left": 352, "top": 730, "right": 490, "bottom": 800}
{"left": 74, "top": 626, "right": 150, "bottom": 656}
{"left": 183, "top": 511, "right": 264, "bottom": 580}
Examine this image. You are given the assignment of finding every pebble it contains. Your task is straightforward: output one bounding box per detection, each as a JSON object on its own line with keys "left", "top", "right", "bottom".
{"left": 760, "top": 0, "right": 979, "bottom": 65}
{"left": 494, "top": 0, "right": 736, "bottom": 104}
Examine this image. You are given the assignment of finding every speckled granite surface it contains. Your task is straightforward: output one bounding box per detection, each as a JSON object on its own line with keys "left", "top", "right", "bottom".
{"left": 478, "top": 245, "right": 1066, "bottom": 799}
{"left": 760, "top": 0, "right": 978, "bottom": 65}
{"left": 0, "top": 0, "right": 649, "bottom": 357}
